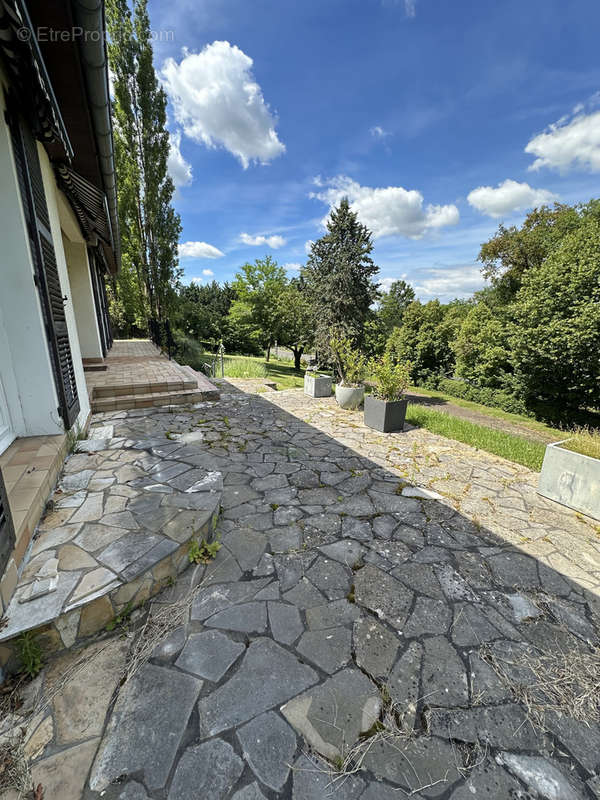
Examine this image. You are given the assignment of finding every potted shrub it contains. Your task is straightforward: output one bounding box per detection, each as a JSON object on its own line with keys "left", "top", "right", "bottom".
{"left": 304, "top": 367, "right": 332, "bottom": 398}
{"left": 538, "top": 428, "right": 600, "bottom": 521}
{"left": 330, "top": 335, "right": 367, "bottom": 410}
{"left": 364, "top": 354, "right": 411, "bottom": 432}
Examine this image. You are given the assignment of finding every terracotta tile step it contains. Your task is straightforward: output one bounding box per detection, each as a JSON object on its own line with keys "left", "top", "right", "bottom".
{"left": 91, "top": 387, "right": 216, "bottom": 412}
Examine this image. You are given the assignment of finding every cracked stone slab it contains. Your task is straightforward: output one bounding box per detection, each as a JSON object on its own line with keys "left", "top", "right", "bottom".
{"left": 281, "top": 668, "right": 381, "bottom": 761}
{"left": 167, "top": 738, "right": 244, "bottom": 800}
{"left": 175, "top": 630, "right": 245, "bottom": 681}
{"left": 497, "top": 752, "right": 586, "bottom": 799}
{"left": 305, "top": 598, "right": 361, "bottom": 630}
{"left": 404, "top": 596, "right": 451, "bottom": 637}
{"left": 353, "top": 617, "right": 399, "bottom": 680}
{"left": 236, "top": 711, "right": 297, "bottom": 790}
{"left": 427, "top": 703, "right": 542, "bottom": 750}
{"left": 90, "top": 662, "right": 202, "bottom": 792}
{"left": 268, "top": 601, "right": 304, "bottom": 645}
{"left": 353, "top": 564, "right": 413, "bottom": 629}
{"left": 421, "top": 636, "right": 468, "bottom": 708}
{"left": 387, "top": 641, "right": 422, "bottom": 731}
{"left": 197, "top": 638, "right": 318, "bottom": 736}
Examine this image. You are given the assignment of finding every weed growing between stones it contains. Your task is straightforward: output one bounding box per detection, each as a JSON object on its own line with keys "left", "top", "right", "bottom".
{"left": 106, "top": 601, "right": 135, "bottom": 633}
{"left": 16, "top": 632, "right": 43, "bottom": 678}
{"left": 0, "top": 734, "right": 30, "bottom": 796}
{"left": 188, "top": 536, "right": 221, "bottom": 565}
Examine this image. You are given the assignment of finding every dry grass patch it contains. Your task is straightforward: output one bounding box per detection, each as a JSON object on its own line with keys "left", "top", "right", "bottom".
{"left": 559, "top": 427, "right": 600, "bottom": 460}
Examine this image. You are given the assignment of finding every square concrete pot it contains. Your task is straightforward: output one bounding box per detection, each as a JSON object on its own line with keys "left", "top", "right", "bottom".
{"left": 364, "top": 395, "right": 407, "bottom": 433}
{"left": 538, "top": 440, "right": 600, "bottom": 521}
{"left": 304, "top": 373, "right": 332, "bottom": 398}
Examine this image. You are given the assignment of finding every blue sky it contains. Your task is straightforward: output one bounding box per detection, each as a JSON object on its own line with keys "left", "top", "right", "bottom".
{"left": 148, "top": 0, "right": 600, "bottom": 301}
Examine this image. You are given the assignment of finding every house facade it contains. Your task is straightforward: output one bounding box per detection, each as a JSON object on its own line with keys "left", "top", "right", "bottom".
{"left": 0, "top": 0, "right": 118, "bottom": 611}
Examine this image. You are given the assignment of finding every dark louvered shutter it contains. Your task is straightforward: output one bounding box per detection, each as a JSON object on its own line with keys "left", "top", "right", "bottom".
{"left": 0, "top": 468, "right": 15, "bottom": 580}
{"left": 6, "top": 103, "right": 80, "bottom": 428}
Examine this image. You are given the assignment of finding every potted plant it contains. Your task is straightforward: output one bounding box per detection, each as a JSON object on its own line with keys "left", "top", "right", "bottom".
{"left": 538, "top": 428, "right": 600, "bottom": 521}
{"left": 364, "top": 353, "right": 411, "bottom": 432}
{"left": 330, "top": 335, "right": 367, "bottom": 410}
{"left": 304, "top": 367, "right": 332, "bottom": 398}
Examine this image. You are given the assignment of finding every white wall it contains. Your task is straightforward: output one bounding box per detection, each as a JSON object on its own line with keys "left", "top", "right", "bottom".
{"left": 0, "top": 87, "right": 62, "bottom": 438}
{"left": 39, "top": 146, "right": 91, "bottom": 431}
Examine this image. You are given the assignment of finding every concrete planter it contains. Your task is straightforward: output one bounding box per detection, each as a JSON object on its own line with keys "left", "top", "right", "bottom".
{"left": 538, "top": 440, "right": 600, "bottom": 521}
{"left": 304, "top": 373, "right": 332, "bottom": 398}
{"left": 364, "top": 395, "right": 408, "bottom": 433}
{"left": 335, "top": 384, "right": 365, "bottom": 410}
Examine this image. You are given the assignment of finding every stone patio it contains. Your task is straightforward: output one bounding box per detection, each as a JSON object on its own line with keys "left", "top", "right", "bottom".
{"left": 2, "top": 382, "right": 600, "bottom": 799}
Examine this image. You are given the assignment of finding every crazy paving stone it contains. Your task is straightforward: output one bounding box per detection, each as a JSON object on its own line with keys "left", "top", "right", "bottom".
{"left": 291, "top": 753, "right": 365, "bottom": 800}
{"left": 96, "top": 533, "right": 163, "bottom": 574}
{"left": 236, "top": 711, "right": 297, "bottom": 790}
{"left": 305, "top": 598, "right": 361, "bottom": 630}
{"left": 296, "top": 626, "right": 352, "bottom": 673}
{"left": 197, "top": 638, "right": 318, "bottom": 737}
{"left": 427, "top": 704, "right": 542, "bottom": 750}
{"left": 205, "top": 601, "right": 267, "bottom": 633}
{"left": 176, "top": 630, "right": 244, "bottom": 681}
{"left": 353, "top": 617, "right": 399, "bottom": 680}
{"left": 404, "top": 596, "right": 451, "bottom": 637}
{"left": 268, "top": 601, "right": 304, "bottom": 644}
{"left": 497, "top": 752, "right": 586, "bottom": 799}
{"left": 231, "top": 784, "right": 268, "bottom": 800}
{"left": 363, "top": 736, "right": 460, "bottom": 796}
{"left": 167, "top": 738, "right": 244, "bottom": 800}
{"left": 353, "top": 564, "right": 413, "bottom": 629}
{"left": 281, "top": 668, "right": 381, "bottom": 761}
{"left": 421, "top": 636, "right": 469, "bottom": 708}
{"left": 90, "top": 662, "right": 202, "bottom": 792}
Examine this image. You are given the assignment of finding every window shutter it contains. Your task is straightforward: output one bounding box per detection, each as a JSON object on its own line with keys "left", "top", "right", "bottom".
{"left": 0, "top": 468, "right": 15, "bottom": 580}
{"left": 7, "top": 102, "right": 80, "bottom": 429}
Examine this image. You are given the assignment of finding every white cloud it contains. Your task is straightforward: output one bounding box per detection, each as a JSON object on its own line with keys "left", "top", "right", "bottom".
{"left": 240, "top": 232, "right": 286, "bottom": 248}
{"left": 311, "top": 175, "right": 459, "bottom": 239}
{"left": 467, "top": 179, "right": 557, "bottom": 218}
{"left": 179, "top": 241, "right": 225, "bottom": 259}
{"left": 413, "top": 265, "right": 485, "bottom": 301}
{"left": 370, "top": 125, "right": 389, "bottom": 139}
{"left": 202, "top": 268, "right": 214, "bottom": 276}
{"left": 282, "top": 262, "right": 301, "bottom": 272}
{"left": 525, "top": 108, "right": 600, "bottom": 173}
{"left": 168, "top": 131, "right": 193, "bottom": 188}
{"left": 404, "top": 0, "right": 416, "bottom": 17}
{"left": 161, "top": 41, "right": 285, "bottom": 169}
{"left": 304, "top": 240, "right": 314, "bottom": 255}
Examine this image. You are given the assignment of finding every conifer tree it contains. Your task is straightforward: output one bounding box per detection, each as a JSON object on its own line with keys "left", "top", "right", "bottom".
{"left": 107, "top": 0, "right": 182, "bottom": 333}
{"left": 302, "top": 198, "right": 379, "bottom": 356}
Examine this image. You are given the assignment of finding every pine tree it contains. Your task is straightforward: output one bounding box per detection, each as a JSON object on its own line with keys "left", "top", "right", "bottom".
{"left": 302, "top": 198, "right": 379, "bottom": 357}
{"left": 107, "top": 0, "right": 181, "bottom": 333}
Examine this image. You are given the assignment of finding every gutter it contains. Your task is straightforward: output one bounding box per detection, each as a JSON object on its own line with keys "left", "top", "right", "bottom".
{"left": 69, "top": 0, "right": 120, "bottom": 272}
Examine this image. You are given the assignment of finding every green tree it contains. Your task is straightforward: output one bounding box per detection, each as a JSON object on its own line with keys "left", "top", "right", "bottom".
{"left": 229, "top": 256, "right": 287, "bottom": 360}
{"left": 302, "top": 198, "right": 379, "bottom": 359}
{"left": 386, "top": 299, "right": 468, "bottom": 385}
{"left": 279, "top": 280, "right": 313, "bottom": 369}
{"left": 454, "top": 302, "right": 512, "bottom": 389}
{"left": 378, "top": 279, "right": 415, "bottom": 333}
{"left": 508, "top": 216, "right": 600, "bottom": 415}
{"left": 107, "top": 0, "right": 182, "bottom": 332}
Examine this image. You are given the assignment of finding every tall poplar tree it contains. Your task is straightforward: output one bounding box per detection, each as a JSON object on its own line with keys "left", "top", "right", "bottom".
{"left": 302, "top": 198, "right": 379, "bottom": 356}
{"left": 107, "top": 0, "right": 181, "bottom": 333}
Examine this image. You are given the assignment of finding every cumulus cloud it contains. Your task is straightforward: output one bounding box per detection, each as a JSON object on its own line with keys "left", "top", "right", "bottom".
{"left": 467, "top": 179, "right": 557, "bottom": 218}
{"left": 525, "top": 108, "right": 600, "bottom": 173}
{"left": 240, "top": 232, "right": 286, "bottom": 248}
{"left": 168, "top": 131, "right": 193, "bottom": 188}
{"left": 404, "top": 0, "right": 416, "bottom": 17}
{"left": 379, "top": 275, "right": 409, "bottom": 292}
{"left": 179, "top": 241, "right": 225, "bottom": 259}
{"left": 304, "top": 240, "right": 314, "bottom": 255}
{"left": 413, "top": 265, "right": 485, "bottom": 301}
{"left": 282, "top": 262, "right": 301, "bottom": 272}
{"left": 311, "top": 175, "right": 459, "bottom": 239}
{"left": 202, "top": 268, "right": 214, "bottom": 276}
{"left": 161, "top": 41, "right": 285, "bottom": 169}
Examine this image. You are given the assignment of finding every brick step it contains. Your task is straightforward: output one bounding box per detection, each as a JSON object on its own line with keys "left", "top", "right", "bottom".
{"left": 93, "top": 375, "right": 196, "bottom": 398}
{"left": 91, "top": 387, "right": 207, "bottom": 412}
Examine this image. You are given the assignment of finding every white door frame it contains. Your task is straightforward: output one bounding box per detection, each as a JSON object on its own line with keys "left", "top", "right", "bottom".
{"left": 0, "top": 374, "right": 14, "bottom": 455}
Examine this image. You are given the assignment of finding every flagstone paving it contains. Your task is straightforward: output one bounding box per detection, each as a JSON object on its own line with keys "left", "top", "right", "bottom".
{"left": 4, "top": 381, "right": 600, "bottom": 799}
{"left": 71, "top": 382, "right": 600, "bottom": 800}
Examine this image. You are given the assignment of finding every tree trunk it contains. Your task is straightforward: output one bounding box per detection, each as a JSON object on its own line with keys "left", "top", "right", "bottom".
{"left": 266, "top": 341, "right": 271, "bottom": 362}
{"left": 293, "top": 346, "right": 303, "bottom": 371}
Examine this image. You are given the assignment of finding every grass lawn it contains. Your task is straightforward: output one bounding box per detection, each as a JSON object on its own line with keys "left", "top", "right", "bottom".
{"left": 207, "top": 354, "right": 306, "bottom": 390}
{"left": 407, "top": 384, "right": 565, "bottom": 440}
{"left": 405, "top": 404, "right": 547, "bottom": 471}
